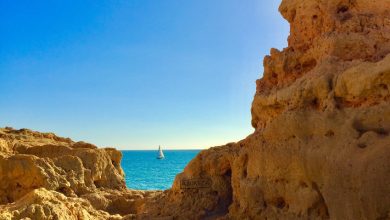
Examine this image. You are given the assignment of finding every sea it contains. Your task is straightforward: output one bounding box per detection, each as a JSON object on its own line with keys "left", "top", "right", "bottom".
{"left": 121, "top": 150, "right": 200, "bottom": 190}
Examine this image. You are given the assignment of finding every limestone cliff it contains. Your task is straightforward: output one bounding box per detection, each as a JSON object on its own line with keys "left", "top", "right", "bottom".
{"left": 143, "top": 0, "right": 390, "bottom": 219}
{"left": 0, "top": 0, "right": 389, "bottom": 219}
{"left": 0, "top": 128, "right": 165, "bottom": 219}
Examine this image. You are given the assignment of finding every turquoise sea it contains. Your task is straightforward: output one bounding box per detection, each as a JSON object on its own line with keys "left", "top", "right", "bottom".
{"left": 121, "top": 150, "right": 200, "bottom": 190}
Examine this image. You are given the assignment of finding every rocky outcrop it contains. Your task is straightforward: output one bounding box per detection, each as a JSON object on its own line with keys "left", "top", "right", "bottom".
{"left": 0, "top": 0, "right": 389, "bottom": 219}
{"left": 0, "top": 128, "right": 125, "bottom": 203}
{"left": 0, "top": 127, "right": 154, "bottom": 219}
{"left": 0, "top": 188, "right": 117, "bottom": 220}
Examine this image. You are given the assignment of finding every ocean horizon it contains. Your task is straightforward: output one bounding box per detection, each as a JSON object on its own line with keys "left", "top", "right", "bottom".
{"left": 121, "top": 150, "right": 201, "bottom": 190}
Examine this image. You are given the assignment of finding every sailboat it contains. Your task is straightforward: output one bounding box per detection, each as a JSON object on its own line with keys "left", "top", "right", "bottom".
{"left": 157, "top": 145, "right": 165, "bottom": 159}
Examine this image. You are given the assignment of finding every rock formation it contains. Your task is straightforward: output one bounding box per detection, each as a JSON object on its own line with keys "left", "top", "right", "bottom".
{"left": 0, "top": 0, "right": 389, "bottom": 219}
{"left": 0, "top": 127, "right": 161, "bottom": 219}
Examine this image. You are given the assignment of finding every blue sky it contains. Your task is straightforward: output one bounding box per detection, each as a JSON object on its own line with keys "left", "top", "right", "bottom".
{"left": 0, "top": 0, "right": 288, "bottom": 149}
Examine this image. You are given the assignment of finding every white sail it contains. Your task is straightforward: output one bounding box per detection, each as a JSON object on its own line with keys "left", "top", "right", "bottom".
{"left": 157, "top": 145, "right": 164, "bottom": 159}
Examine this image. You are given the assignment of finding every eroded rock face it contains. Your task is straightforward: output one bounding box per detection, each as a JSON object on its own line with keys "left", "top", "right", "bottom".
{"left": 144, "top": 0, "right": 390, "bottom": 219}
{"left": 0, "top": 128, "right": 149, "bottom": 219}
{"left": 0, "top": 188, "right": 118, "bottom": 220}
{"left": 0, "top": 128, "right": 125, "bottom": 203}
{"left": 0, "top": 0, "right": 389, "bottom": 219}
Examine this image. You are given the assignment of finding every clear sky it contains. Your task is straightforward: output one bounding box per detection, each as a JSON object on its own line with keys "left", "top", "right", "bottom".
{"left": 0, "top": 0, "right": 289, "bottom": 150}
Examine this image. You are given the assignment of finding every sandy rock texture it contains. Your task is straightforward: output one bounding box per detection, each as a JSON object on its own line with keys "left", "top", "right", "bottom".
{"left": 142, "top": 0, "right": 390, "bottom": 219}
{"left": 0, "top": 127, "right": 161, "bottom": 219}
{"left": 0, "top": 0, "right": 389, "bottom": 219}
